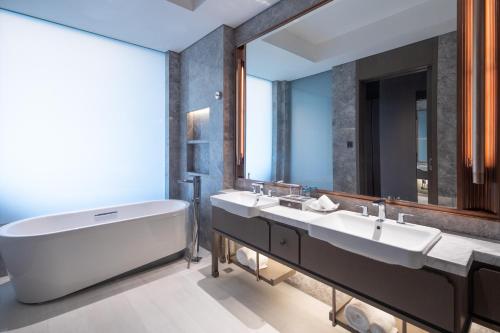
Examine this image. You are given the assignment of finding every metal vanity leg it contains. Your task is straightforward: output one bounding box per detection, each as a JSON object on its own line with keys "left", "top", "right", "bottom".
{"left": 226, "top": 238, "right": 232, "bottom": 264}
{"left": 402, "top": 321, "right": 407, "bottom": 333}
{"left": 219, "top": 234, "right": 226, "bottom": 263}
{"left": 331, "top": 288, "right": 337, "bottom": 326}
{"left": 211, "top": 231, "right": 219, "bottom": 278}
{"left": 256, "top": 252, "right": 260, "bottom": 281}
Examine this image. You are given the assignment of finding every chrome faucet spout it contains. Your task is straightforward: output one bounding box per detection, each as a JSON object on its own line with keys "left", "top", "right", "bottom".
{"left": 372, "top": 199, "right": 386, "bottom": 222}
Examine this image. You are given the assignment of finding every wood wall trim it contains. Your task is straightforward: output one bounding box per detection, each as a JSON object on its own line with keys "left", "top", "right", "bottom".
{"left": 457, "top": 0, "right": 467, "bottom": 210}
{"left": 316, "top": 189, "right": 500, "bottom": 222}
{"left": 497, "top": 0, "right": 500, "bottom": 219}
{"left": 234, "top": 0, "right": 334, "bottom": 47}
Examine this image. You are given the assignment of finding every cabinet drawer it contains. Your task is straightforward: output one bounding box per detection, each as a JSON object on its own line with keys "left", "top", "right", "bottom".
{"left": 301, "top": 234, "right": 455, "bottom": 332}
{"left": 474, "top": 268, "right": 500, "bottom": 324}
{"left": 270, "top": 224, "right": 299, "bottom": 264}
{"left": 212, "top": 207, "right": 269, "bottom": 251}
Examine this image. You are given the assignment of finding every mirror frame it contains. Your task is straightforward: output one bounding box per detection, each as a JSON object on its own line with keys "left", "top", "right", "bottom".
{"left": 234, "top": 0, "right": 500, "bottom": 221}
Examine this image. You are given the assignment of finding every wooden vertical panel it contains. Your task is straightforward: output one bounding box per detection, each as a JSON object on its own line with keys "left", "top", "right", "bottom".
{"left": 497, "top": 0, "right": 500, "bottom": 218}
{"left": 458, "top": 0, "right": 474, "bottom": 209}
{"left": 472, "top": 0, "right": 485, "bottom": 184}
{"left": 457, "top": 0, "right": 466, "bottom": 210}
{"left": 485, "top": 0, "right": 498, "bottom": 170}
{"left": 484, "top": 0, "right": 499, "bottom": 211}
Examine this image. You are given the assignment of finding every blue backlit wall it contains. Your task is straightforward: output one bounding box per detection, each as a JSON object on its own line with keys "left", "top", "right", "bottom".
{"left": 245, "top": 75, "right": 273, "bottom": 181}
{"left": 290, "top": 71, "right": 333, "bottom": 189}
{"left": 0, "top": 10, "right": 166, "bottom": 224}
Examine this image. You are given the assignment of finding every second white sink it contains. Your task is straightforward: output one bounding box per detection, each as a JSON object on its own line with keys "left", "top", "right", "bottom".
{"left": 308, "top": 210, "right": 442, "bottom": 269}
{"left": 210, "top": 191, "right": 279, "bottom": 218}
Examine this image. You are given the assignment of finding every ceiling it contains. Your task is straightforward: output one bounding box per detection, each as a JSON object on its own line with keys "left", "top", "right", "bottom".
{"left": 0, "top": 0, "right": 279, "bottom": 52}
{"left": 247, "top": 0, "right": 457, "bottom": 81}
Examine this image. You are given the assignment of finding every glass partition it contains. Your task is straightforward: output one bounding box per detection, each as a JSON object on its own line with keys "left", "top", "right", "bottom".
{"left": 0, "top": 10, "right": 166, "bottom": 224}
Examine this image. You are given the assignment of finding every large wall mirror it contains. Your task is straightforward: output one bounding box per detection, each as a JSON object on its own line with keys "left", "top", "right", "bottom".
{"left": 241, "top": 0, "right": 461, "bottom": 209}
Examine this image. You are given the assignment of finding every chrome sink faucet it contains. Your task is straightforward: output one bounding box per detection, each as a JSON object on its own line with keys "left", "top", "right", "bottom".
{"left": 251, "top": 182, "right": 264, "bottom": 195}
{"left": 372, "top": 199, "right": 386, "bottom": 222}
{"left": 397, "top": 213, "right": 414, "bottom": 224}
{"left": 355, "top": 205, "right": 369, "bottom": 217}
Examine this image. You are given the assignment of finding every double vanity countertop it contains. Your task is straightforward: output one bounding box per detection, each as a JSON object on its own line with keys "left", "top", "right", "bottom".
{"left": 218, "top": 190, "right": 500, "bottom": 277}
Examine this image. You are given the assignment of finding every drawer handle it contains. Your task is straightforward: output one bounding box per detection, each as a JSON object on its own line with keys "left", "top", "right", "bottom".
{"left": 280, "top": 239, "right": 287, "bottom": 246}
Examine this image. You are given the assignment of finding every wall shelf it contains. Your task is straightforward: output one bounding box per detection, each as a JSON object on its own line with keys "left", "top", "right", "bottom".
{"left": 187, "top": 108, "right": 209, "bottom": 141}
{"left": 187, "top": 171, "right": 207, "bottom": 177}
{"left": 187, "top": 140, "right": 209, "bottom": 144}
{"left": 187, "top": 143, "right": 209, "bottom": 175}
{"left": 187, "top": 108, "right": 210, "bottom": 175}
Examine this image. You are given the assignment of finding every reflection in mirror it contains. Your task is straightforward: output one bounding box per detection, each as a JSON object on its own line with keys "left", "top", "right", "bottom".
{"left": 244, "top": 0, "right": 457, "bottom": 207}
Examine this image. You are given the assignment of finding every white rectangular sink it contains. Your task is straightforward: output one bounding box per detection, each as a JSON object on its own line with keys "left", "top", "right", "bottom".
{"left": 308, "top": 210, "right": 442, "bottom": 269}
{"left": 210, "top": 191, "right": 279, "bottom": 218}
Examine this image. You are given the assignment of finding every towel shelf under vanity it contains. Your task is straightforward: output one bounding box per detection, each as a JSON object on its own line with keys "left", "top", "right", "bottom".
{"left": 333, "top": 304, "right": 427, "bottom": 333}
{"left": 227, "top": 253, "right": 296, "bottom": 286}
{"left": 213, "top": 206, "right": 296, "bottom": 286}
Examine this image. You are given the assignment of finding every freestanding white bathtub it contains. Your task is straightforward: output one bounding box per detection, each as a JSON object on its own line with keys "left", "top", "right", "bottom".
{"left": 0, "top": 200, "right": 188, "bottom": 303}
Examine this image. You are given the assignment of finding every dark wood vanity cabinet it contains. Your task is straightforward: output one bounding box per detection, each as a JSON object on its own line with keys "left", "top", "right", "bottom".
{"left": 473, "top": 267, "right": 500, "bottom": 327}
{"left": 270, "top": 224, "right": 300, "bottom": 265}
{"left": 301, "top": 234, "right": 468, "bottom": 332}
{"left": 212, "top": 207, "right": 270, "bottom": 251}
{"left": 212, "top": 207, "right": 470, "bottom": 333}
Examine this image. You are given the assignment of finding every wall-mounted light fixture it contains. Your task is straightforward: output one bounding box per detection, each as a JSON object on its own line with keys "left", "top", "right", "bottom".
{"left": 459, "top": 0, "right": 499, "bottom": 215}
{"left": 466, "top": 0, "right": 497, "bottom": 184}
{"left": 235, "top": 46, "right": 246, "bottom": 178}
{"left": 484, "top": 0, "right": 497, "bottom": 172}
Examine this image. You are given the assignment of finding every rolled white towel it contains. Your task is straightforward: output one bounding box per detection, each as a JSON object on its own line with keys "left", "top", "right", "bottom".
{"left": 247, "top": 253, "right": 268, "bottom": 271}
{"left": 345, "top": 299, "right": 396, "bottom": 333}
{"left": 345, "top": 299, "right": 371, "bottom": 332}
{"left": 369, "top": 316, "right": 397, "bottom": 333}
{"left": 317, "top": 195, "right": 339, "bottom": 211}
{"left": 236, "top": 247, "right": 252, "bottom": 266}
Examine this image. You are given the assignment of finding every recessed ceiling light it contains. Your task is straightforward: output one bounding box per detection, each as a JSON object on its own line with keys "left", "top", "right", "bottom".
{"left": 166, "top": 0, "right": 207, "bottom": 11}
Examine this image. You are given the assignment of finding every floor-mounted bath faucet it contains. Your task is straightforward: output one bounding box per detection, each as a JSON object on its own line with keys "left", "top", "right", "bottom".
{"left": 178, "top": 176, "right": 201, "bottom": 268}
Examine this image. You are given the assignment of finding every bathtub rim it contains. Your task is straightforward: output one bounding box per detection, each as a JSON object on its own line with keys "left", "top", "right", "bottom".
{"left": 0, "top": 199, "right": 190, "bottom": 239}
